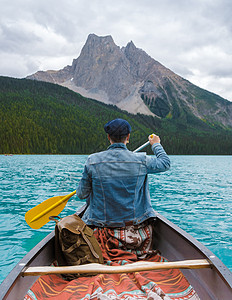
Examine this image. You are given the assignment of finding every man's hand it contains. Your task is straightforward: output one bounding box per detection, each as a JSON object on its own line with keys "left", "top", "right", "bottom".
{"left": 149, "top": 134, "right": 160, "bottom": 145}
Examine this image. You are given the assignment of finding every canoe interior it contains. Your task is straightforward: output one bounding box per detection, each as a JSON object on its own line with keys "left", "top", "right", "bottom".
{"left": 1, "top": 211, "right": 232, "bottom": 300}
{"left": 153, "top": 213, "right": 232, "bottom": 299}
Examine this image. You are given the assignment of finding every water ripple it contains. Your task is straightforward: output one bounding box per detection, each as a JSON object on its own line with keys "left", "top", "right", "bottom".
{"left": 0, "top": 154, "right": 231, "bottom": 284}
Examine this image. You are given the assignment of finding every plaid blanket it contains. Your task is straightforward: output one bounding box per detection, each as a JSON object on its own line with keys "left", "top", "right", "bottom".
{"left": 25, "top": 223, "right": 200, "bottom": 300}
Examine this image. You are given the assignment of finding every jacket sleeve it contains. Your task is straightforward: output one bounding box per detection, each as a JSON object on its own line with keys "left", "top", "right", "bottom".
{"left": 76, "top": 161, "right": 92, "bottom": 199}
{"left": 146, "top": 143, "right": 170, "bottom": 173}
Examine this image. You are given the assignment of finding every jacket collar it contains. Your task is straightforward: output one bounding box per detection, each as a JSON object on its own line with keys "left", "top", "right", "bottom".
{"left": 107, "top": 143, "right": 128, "bottom": 150}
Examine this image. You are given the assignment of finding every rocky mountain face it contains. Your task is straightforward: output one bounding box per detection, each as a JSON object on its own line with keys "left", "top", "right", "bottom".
{"left": 27, "top": 34, "right": 232, "bottom": 128}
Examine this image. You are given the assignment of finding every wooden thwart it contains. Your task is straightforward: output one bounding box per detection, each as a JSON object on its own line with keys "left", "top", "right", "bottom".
{"left": 22, "top": 259, "right": 211, "bottom": 276}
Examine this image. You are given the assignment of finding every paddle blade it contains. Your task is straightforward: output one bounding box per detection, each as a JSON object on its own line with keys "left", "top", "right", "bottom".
{"left": 25, "top": 192, "right": 75, "bottom": 229}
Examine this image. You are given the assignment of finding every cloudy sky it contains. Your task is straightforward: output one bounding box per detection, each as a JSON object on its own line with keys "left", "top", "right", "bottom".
{"left": 1, "top": 0, "right": 232, "bottom": 101}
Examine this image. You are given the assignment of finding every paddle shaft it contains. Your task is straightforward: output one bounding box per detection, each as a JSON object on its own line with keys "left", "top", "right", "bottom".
{"left": 133, "top": 134, "right": 153, "bottom": 153}
{"left": 133, "top": 141, "right": 150, "bottom": 153}
{"left": 22, "top": 259, "right": 211, "bottom": 276}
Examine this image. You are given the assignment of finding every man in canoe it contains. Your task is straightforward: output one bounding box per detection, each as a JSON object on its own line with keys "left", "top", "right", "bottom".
{"left": 76, "top": 118, "right": 170, "bottom": 259}
{"left": 24, "top": 119, "right": 200, "bottom": 299}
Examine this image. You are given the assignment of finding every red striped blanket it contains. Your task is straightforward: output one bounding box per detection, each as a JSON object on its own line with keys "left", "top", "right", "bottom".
{"left": 25, "top": 224, "right": 200, "bottom": 299}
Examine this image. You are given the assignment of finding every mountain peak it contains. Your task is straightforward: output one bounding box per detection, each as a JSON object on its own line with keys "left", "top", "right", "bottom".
{"left": 26, "top": 33, "right": 232, "bottom": 127}
{"left": 79, "top": 34, "right": 119, "bottom": 59}
{"left": 126, "top": 40, "right": 136, "bottom": 49}
{"left": 86, "top": 33, "right": 115, "bottom": 46}
{"left": 121, "top": 40, "right": 137, "bottom": 53}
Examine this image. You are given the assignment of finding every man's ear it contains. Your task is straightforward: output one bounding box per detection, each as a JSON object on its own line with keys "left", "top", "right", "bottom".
{"left": 126, "top": 134, "right": 130, "bottom": 143}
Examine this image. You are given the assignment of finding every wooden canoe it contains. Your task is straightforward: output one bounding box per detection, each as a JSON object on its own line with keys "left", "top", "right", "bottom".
{"left": 0, "top": 206, "right": 232, "bottom": 300}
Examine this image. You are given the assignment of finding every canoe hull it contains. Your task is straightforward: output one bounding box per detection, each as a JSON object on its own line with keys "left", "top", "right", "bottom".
{"left": 1, "top": 211, "right": 232, "bottom": 299}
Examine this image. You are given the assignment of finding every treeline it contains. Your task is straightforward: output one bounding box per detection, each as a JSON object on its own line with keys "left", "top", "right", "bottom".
{"left": 0, "top": 76, "right": 231, "bottom": 155}
{"left": 0, "top": 77, "right": 151, "bottom": 154}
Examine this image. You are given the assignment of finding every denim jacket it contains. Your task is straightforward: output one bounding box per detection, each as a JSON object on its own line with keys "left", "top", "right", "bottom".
{"left": 76, "top": 143, "right": 170, "bottom": 227}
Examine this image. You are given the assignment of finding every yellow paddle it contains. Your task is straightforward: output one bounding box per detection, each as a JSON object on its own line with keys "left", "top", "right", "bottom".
{"left": 25, "top": 191, "right": 76, "bottom": 229}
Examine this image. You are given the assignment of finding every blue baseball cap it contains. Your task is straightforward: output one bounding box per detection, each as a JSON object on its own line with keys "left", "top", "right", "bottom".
{"left": 104, "top": 118, "right": 131, "bottom": 136}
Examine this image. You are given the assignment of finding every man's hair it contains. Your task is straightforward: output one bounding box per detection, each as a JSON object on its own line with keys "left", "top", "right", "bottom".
{"left": 109, "top": 134, "right": 128, "bottom": 143}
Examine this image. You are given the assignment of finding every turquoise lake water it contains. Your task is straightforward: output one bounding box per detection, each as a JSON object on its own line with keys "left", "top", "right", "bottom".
{"left": 0, "top": 154, "right": 231, "bottom": 284}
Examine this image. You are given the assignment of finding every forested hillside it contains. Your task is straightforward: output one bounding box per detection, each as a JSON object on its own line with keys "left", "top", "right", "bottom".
{"left": 0, "top": 76, "right": 231, "bottom": 154}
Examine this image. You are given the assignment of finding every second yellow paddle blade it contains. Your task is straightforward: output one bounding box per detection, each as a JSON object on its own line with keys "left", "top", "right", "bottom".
{"left": 25, "top": 194, "right": 70, "bottom": 229}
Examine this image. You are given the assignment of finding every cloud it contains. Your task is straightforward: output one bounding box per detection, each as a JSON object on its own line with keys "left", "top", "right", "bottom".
{"left": 0, "top": 0, "right": 232, "bottom": 101}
